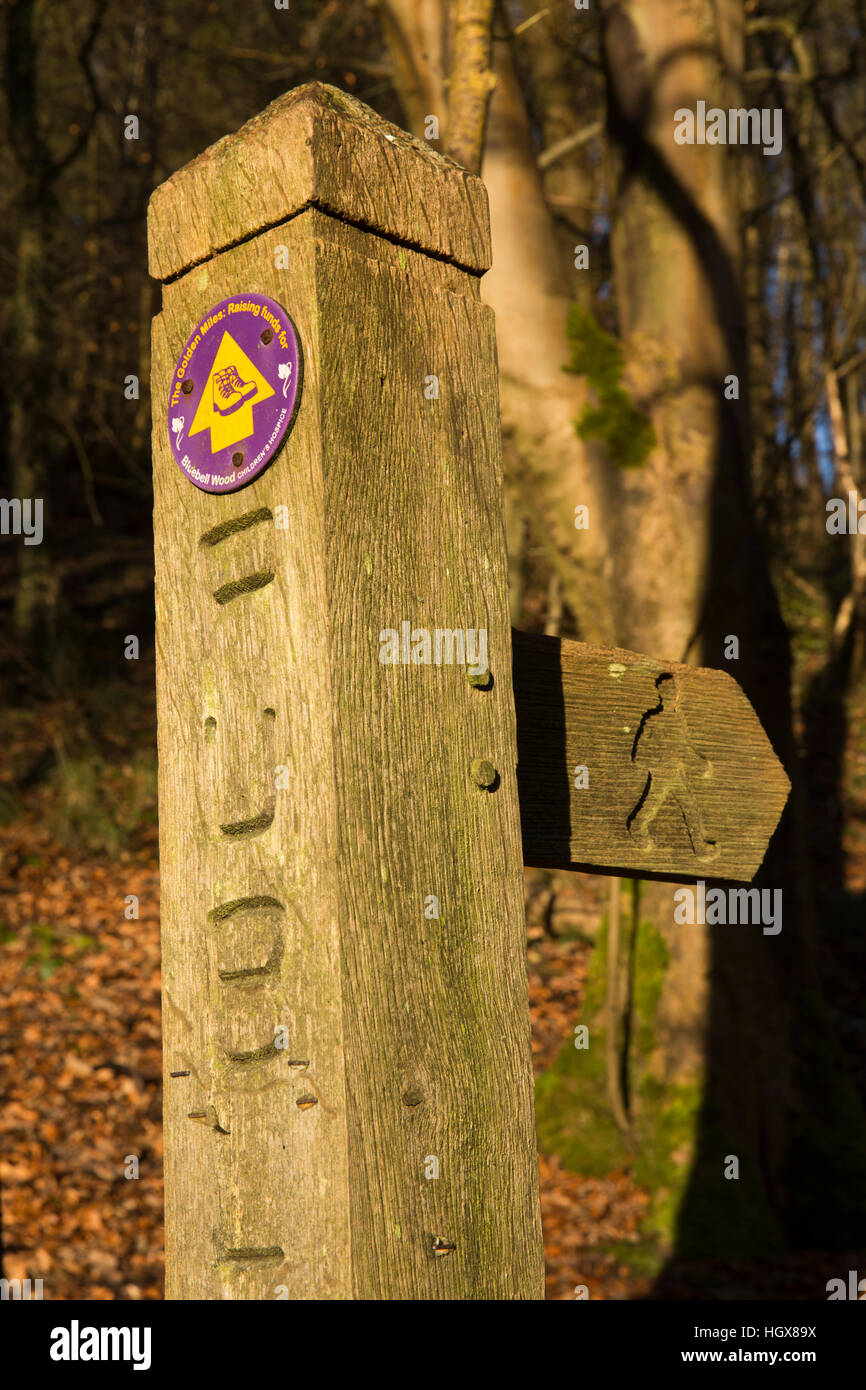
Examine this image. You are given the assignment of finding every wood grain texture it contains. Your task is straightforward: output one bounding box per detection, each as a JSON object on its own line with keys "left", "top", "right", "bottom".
{"left": 153, "top": 216, "right": 352, "bottom": 1300}
{"left": 150, "top": 89, "right": 542, "bottom": 1299}
{"left": 316, "top": 214, "right": 542, "bottom": 1298}
{"left": 147, "top": 83, "right": 491, "bottom": 283}
{"left": 514, "top": 631, "right": 791, "bottom": 883}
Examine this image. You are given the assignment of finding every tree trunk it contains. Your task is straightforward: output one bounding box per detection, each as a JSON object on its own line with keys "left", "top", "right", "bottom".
{"left": 381, "top": 1, "right": 616, "bottom": 644}
{"left": 5, "top": 0, "right": 57, "bottom": 654}
{"left": 482, "top": 38, "right": 614, "bottom": 643}
{"left": 538, "top": 0, "right": 866, "bottom": 1262}
{"left": 10, "top": 210, "right": 55, "bottom": 645}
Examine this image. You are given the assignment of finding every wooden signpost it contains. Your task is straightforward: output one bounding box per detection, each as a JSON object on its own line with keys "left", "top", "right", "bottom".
{"left": 149, "top": 83, "right": 789, "bottom": 1300}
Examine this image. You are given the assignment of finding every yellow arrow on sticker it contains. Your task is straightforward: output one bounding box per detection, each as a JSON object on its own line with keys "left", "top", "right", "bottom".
{"left": 189, "top": 330, "right": 274, "bottom": 453}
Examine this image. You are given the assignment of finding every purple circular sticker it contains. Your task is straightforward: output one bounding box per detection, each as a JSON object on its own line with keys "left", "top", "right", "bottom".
{"left": 167, "top": 294, "right": 301, "bottom": 493}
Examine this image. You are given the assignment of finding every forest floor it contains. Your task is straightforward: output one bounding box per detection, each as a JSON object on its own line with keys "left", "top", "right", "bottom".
{"left": 1, "top": 634, "right": 865, "bottom": 1300}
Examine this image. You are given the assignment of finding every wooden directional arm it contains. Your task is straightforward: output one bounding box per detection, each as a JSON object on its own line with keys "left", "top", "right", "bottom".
{"left": 512, "top": 630, "right": 791, "bottom": 884}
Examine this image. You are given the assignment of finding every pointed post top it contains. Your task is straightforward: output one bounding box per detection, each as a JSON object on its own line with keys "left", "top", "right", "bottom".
{"left": 147, "top": 82, "right": 491, "bottom": 283}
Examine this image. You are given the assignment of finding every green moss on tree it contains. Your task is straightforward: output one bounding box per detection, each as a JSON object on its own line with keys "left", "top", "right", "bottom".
{"left": 564, "top": 305, "right": 656, "bottom": 468}
{"left": 534, "top": 913, "right": 623, "bottom": 1174}
{"left": 535, "top": 910, "right": 784, "bottom": 1264}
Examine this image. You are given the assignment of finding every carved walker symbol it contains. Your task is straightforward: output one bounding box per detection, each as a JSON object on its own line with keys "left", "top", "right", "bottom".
{"left": 627, "top": 673, "right": 720, "bottom": 863}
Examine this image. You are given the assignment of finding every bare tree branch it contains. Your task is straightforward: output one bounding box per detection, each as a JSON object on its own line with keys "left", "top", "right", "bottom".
{"left": 445, "top": 0, "right": 497, "bottom": 173}
{"left": 537, "top": 119, "right": 602, "bottom": 170}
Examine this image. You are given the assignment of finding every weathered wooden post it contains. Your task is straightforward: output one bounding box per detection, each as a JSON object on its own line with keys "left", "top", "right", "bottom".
{"left": 149, "top": 83, "right": 545, "bottom": 1299}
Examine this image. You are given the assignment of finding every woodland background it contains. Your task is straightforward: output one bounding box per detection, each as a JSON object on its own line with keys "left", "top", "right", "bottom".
{"left": 1, "top": 0, "right": 866, "bottom": 1299}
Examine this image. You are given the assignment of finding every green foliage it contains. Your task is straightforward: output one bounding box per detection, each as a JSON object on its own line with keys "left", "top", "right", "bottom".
{"left": 564, "top": 305, "right": 657, "bottom": 468}
{"left": 0, "top": 784, "right": 20, "bottom": 826}
{"left": 534, "top": 913, "right": 626, "bottom": 1173}
{"left": 631, "top": 911, "right": 668, "bottom": 1054}
{"left": 775, "top": 567, "right": 832, "bottom": 659}
{"left": 565, "top": 304, "right": 626, "bottom": 392}
{"left": 48, "top": 748, "right": 157, "bottom": 856}
{"left": 18, "top": 922, "right": 98, "bottom": 980}
{"left": 535, "top": 909, "right": 783, "bottom": 1264}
